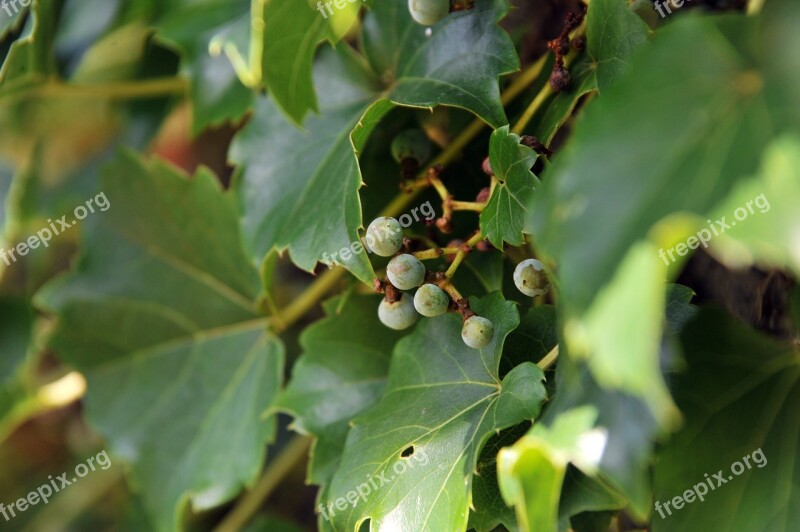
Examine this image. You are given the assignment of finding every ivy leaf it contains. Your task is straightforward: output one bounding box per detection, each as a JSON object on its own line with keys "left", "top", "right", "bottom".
{"left": 480, "top": 126, "right": 539, "bottom": 248}
{"left": 529, "top": 14, "right": 775, "bottom": 424}
{"left": 0, "top": 297, "right": 30, "bottom": 386}
{"left": 276, "top": 295, "right": 404, "bottom": 488}
{"left": 542, "top": 346, "right": 657, "bottom": 519}
{"left": 498, "top": 407, "right": 608, "bottom": 532}
{"left": 360, "top": 0, "right": 518, "bottom": 128}
{"left": 469, "top": 424, "right": 528, "bottom": 532}
{"left": 707, "top": 134, "right": 800, "bottom": 276}
{"left": 0, "top": 0, "right": 58, "bottom": 95}
{"left": 260, "top": 0, "right": 362, "bottom": 124}
{"left": 325, "top": 293, "right": 546, "bottom": 531}
{"left": 664, "top": 284, "right": 697, "bottom": 335}
{"left": 586, "top": 0, "right": 650, "bottom": 92}
{"left": 231, "top": 47, "right": 380, "bottom": 283}
{"left": 232, "top": 0, "right": 519, "bottom": 283}
{"left": 35, "top": 151, "right": 283, "bottom": 532}
{"left": 0, "top": 0, "right": 27, "bottom": 40}
{"left": 654, "top": 310, "right": 800, "bottom": 530}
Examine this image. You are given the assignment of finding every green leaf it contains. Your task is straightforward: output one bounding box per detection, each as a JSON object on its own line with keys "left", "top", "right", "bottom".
{"left": 469, "top": 424, "right": 528, "bottom": 532}
{"left": 231, "top": 47, "right": 379, "bottom": 283}
{"left": 497, "top": 407, "right": 607, "bottom": 532}
{"left": 35, "top": 151, "right": 283, "bottom": 532}
{"left": 654, "top": 310, "right": 800, "bottom": 530}
{"left": 707, "top": 134, "right": 800, "bottom": 276}
{"left": 0, "top": 0, "right": 28, "bottom": 39}
{"left": 585, "top": 0, "right": 650, "bottom": 92}
{"left": 501, "top": 305, "right": 558, "bottom": 377}
{"left": 153, "top": 0, "right": 252, "bottom": 133}
{"left": 559, "top": 469, "right": 625, "bottom": 531}
{"left": 232, "top": 0, "right": 519, "bottom": 283}
{"left": 325, "top": 293, "right": 546, "bottom": 531}
{"left": 530, "top": 14, "right": 776, "bottom": 424}
{"left": 260, "top": 0, "right": 361, "bottom": 124}
{"left": 0, "top": 297, "right": 30, "bottom": 385}
{"left": 570, "top": 242, "right": 677, "bottom": 425}
{"left": 480, "top": 126, "right": 539, "bottom": 248}
{"left": 276, "top": 295, "right": 404, "bottom": 487}
{"left": 361, "top": 0, "right": 518, "bottom": 128}
{"left": 0, "top": 0, "right": 58, "bottom": 95}
{"left": 542, "top": 345, "right": 659, "bottom": 518}
{"left": 664, "top": 284, "right": 697, "bottom": 335}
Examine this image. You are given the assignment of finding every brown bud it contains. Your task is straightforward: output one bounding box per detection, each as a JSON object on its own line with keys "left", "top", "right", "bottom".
{"left": 475, "top": 240, "right": 492, "bottom": 252}
{"left": 550, "top": 65, "right": 571, "bottom": 92}
{"left": 436, "top": 217, "right": 453, "bottom": 234}
{"left": 481, "top": 156, "right": 493, "bottom": 176}
{"left": 547, "top": 37, "right": 569, "bottom": 56}
{"left": 476, "top": 187, "right": 491, "bottom": 203}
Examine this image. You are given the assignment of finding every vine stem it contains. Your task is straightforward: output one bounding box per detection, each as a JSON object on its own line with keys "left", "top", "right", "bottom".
{"left": 511, "top": 82, "right": 553, "bottom": 135}
{"left": 450, "top": 200, "right": 486, "bottom": 212}
{"left": 537, "top": 345, "right": 559, "bottom": 371}
{"left": 413, "top": 246, "right": 461, "bottom": 260}
{"left": 445, "top": 231, "right": 485, "bottom": 279}
{"left": 215, "top": 436, "right": 312, "bottom": 532}
{"left": 0, "top": 77, "right": 187, "bottom": 106}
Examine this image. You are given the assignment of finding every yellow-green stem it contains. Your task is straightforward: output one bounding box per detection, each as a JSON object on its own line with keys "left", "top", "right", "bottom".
{"left": 450, "top": 200, "right": 486, "bottom": 212}
{"left": 0, "top": 77, "right": 187, "bottom": 106}
{"left": 537, "top": 345, "right": 559, "bottom": 371}
{"left": 215, "top": 436, "right": 312, "bottom": 532}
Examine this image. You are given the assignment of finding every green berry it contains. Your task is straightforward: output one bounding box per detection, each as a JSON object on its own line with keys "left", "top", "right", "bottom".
{"left": 387, "top": 254, "right": 426, "bottom": 290}
{"left": 365, "top": 217, "right": 404, "bottom": 257}
{"left": 378, "top": 293, "right": 419, "bottom": 330}
{"left": 414, "top": 284, "right": 449, "bottom": 317}
{"left": 391, "top": 129, "right": 433, "bottom": 165}
{"left": 513, "top": 258, "right": 550, "bottom": 297}
{"left": 408, "top": 0, "right": 450, "bottom": 26}
{"left": 461, "top": 316, "right": 494, "bottom": 349}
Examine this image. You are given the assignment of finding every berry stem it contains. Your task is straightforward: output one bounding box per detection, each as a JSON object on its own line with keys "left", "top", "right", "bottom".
{"left": 537, "top": 345, "right": 559, "bottom": 371}
{"left": 450, "top": 200, "right": 486, "bottom": 212}
{"left": 215, "top": 436, "right": 312, "bottom": 532}
{"left": 440, "top": 282, "right": 464, "bottom": 302}
{"left": 445, "top": 232, "right": 485, "bottom": 279}
{"left": 412, "top": 246, "right": 461, "bottom": 260}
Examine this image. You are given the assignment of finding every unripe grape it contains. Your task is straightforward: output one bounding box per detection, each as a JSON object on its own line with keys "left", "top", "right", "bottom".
{"left": 513, "top": 258, "right": 550, "bottom": 297}
{"left": 387, "top": 254, "right": 426, "bottom": 290}
{"left": 365, "top": 217, "right": 404, "bottom": 257}
{"left": 408, "top": 0, "right": 450, "bottom": 26}
{"left": 378, "top": 293, "right": 419, "bottom": 330}
{"left": 414, "top": 284, "right": 449, "bottom": 317}
{"left": 462, "top": 316, "right": 494, "bottom": 349}
{"left": 391, "top": 129, "right": 433, "bottom": 165}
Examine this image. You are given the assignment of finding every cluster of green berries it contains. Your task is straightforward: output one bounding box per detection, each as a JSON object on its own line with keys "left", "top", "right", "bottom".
{"left": 370, "top": 216, "right": 494, "bottom": 349}
{"left": 372, "top": 128, "right": 551, "bottom": 349}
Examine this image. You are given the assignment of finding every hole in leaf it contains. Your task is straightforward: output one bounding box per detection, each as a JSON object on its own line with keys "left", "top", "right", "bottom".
{"left": 400, "top": 446, "right": 414, "bottom": 458}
